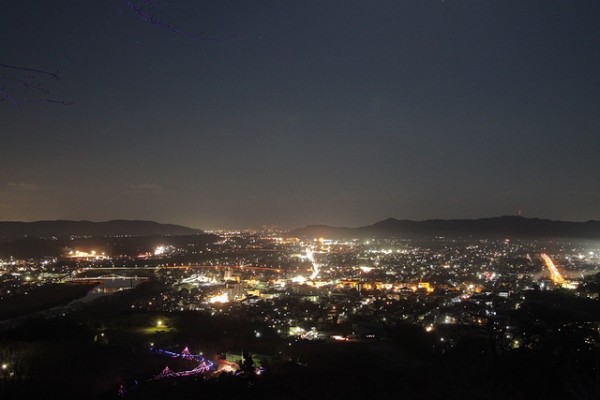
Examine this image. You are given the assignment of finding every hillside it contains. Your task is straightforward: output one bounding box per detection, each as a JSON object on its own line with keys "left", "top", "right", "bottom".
{"left": 290, "top": 216, "right": 600, "bottom": 239}
{"left": 0, "top": 220, "right": 203, "bottom": 239}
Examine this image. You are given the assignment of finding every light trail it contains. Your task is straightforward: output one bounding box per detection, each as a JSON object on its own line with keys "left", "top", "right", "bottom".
{"left": 540, "top": 253, "right": 565, "bottom": 285}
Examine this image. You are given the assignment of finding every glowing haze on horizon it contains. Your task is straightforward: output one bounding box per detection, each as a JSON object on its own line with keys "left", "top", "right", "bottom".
{"left": 1, "top": 1, "right": 599, "bottom": 230}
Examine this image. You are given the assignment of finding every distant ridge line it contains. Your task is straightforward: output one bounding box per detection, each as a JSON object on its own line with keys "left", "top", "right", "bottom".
{"left": 290, "top": 216, "right": 600, "bottom": 239}
{"left": 0, "top": 220, "right": 203, "bottom": 238}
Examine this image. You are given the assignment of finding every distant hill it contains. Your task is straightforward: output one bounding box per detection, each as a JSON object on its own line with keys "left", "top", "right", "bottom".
{"left": 0, "top": 233, "right": 219, "bottom": 259}
{"left": 0, "top": 220, "right": 203, "bottom": 239}
{"left": 289, "top": 216, "right": 600, "bottom": 239}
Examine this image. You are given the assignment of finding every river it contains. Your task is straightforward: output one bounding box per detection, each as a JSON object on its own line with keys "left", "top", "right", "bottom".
{"left": 0, "top": 277, "right": 145, "bottom": 330}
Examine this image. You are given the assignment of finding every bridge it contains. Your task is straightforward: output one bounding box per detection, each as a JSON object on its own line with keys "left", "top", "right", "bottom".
{"left": 171, "top": 264, "right": 283, "bottom": 273}
{"left": 80, "top": 264, "right": 283, "bottom": 273}
{"left": 65, "top": 275, "right": 149, "bottom": 282}
{"left": 540, "top": 253, "right": 565, "bottom": 285}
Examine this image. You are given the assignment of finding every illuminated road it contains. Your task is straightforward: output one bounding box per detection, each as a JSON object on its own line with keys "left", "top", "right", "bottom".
{"left": 173, "top": 264, "right": 282, "bottom": 273}
{"left": 81, "top": 265, "right": 282, "bottom": 273}
{"left": 65, "top": 275, "right": 148, "bottom": 282}
{"left": 540, "top": 253, "right": 565, "bottom": 285}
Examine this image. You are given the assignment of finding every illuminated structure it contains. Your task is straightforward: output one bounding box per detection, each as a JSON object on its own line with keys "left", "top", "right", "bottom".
{"left": 540, "top": 253, "right": 565, "bottom": 286}
{"left": 150, "top": 347, "right": 213, "bottom": 381}
{"left": 65, "top": 249, "right": 108, "bottom": 260}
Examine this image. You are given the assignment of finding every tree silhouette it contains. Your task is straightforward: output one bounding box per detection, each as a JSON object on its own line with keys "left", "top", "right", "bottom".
{"left": 118, "top": 0, "right": 216, "bottom": 40}
{"left": 2, "top": 1, "right": 222, "bottom": 106}
{"left": 239, "top": 351, "right": 255, "bottom": 375}
{"left": 0, "top": 62, "right": 71, "bottom": 106}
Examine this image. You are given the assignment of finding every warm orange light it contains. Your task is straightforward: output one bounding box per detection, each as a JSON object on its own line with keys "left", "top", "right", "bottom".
{"left": 540, "top": 253, "right": 565, "bottom": 285}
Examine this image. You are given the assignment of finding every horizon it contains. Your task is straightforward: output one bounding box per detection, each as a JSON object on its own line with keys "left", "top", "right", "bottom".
{"left": 2, "top": 1, "right": 599, "bottom": 229}
{"left": 2, "top": 213, "right": 600, "bottom": 232}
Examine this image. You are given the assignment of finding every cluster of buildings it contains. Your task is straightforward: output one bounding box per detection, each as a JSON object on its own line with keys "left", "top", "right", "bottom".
{"left": 116, "top": 234, "right": 600, "bottom": 350}
{"left": 2, "top": 233, "right": 600, "bottom": 352}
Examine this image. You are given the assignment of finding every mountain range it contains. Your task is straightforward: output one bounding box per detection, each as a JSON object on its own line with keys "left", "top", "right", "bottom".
{"left": 2, "top": 216, "right": 600, "bottom": 241}
{"left": 0, "top": 220, "right": 203, "bottom": 239}
{"left": 290, "top": 216, "right": 600, "bottom": 239}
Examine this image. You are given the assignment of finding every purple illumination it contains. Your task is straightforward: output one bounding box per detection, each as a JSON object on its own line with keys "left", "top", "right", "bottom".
{"left": 149, "top": 346, "right": 215, "bottom": 381}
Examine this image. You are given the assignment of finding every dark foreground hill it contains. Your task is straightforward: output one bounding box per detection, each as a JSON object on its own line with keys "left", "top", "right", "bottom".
{"left": 0, "top": 220, "right": 203, "bottom": 239}
{"left": 290, "top": 216, "right": 600, "bottom": 239}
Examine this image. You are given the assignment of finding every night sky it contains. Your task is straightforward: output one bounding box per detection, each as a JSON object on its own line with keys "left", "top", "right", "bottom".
{"left": 1, "top": 1, "right": 599, "bottom": 230}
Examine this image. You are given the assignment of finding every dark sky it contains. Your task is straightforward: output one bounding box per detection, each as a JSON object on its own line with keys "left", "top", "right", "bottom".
{"left": 1, "top": 1, "right": 599, "bottom": 230}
